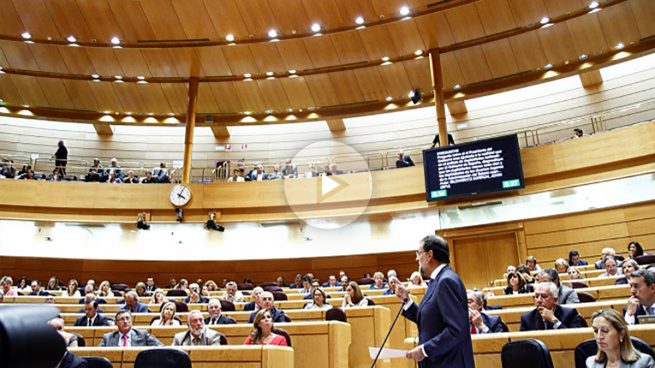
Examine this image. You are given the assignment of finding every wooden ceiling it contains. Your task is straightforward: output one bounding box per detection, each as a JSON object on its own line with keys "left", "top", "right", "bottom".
{"left": 0, "top": 0, "right": 653, "bottom": 125}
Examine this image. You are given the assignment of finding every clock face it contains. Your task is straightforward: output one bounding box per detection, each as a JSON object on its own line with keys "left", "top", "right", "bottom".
{"left": 170, "top": 184, "right": 191, "bottom": 207}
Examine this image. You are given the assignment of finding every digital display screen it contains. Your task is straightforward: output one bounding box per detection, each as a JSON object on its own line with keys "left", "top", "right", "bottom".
{"left": 423, "top": 134, "right": 525, "bottom": 201}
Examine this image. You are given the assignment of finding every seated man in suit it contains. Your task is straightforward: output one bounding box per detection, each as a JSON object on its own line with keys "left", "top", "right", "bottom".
{"left": 78, "top": 289, "right": 107, "bottom": 305}
{"left": 467, "top": 290, "right": 508, "bottom": 333}
{"left": 184, "top": 283, "right": 208, "bottom": 304}
{"left": 144, "top": 277, "right": 157, "bottom": 293}
{"left": 323, "top": 275, "right": 340, "bottom": 288}
{"left": 119, "top": 291, "right": 149, "bottom": 313}
{"left": 244, "top": 287, "right": 264, "bottom": 311}
{"left": 74, "top": 301, "right": 113, "bottom": 327}
{"left": 520, "top": 282, "right": 584, "bottom": 331}
{"left": 395, "top": 150, "right": 415, "bottom": 168}
{"left": 48, "top": 318, "right": 78, "bottom": 348}
{"left": 173, "top": 310, "right": 224, "bottom": 346}
{"left": 222, "top": 281, "right": 245, "bottom": 303}
{"left": 594, "top": 247, "right": 623, "bottom": 269}
{"left": 536, "top": 268, "right": 579, "bottom": 304}
{"left": 99, "top": 311, "right": 162, "bottom": 347}
{"left": 247, "top": 291, "right": 288, "bottom": 323}
{"left": 625, "top": 269, "right": 655, "bottom": 325}
{"left": 205, "top": 298, "right": 236, "bottom": 325}
{"left": 28, "top": 280, "right": 51, "bottom": 296}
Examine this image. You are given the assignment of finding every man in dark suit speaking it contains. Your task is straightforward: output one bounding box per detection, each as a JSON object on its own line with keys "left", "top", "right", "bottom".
{"left": 393, "top": 235, "right": 474, "bottom": 368}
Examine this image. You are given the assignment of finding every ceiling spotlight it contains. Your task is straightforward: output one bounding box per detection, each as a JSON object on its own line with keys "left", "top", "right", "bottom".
{"left": 244, "top": 111, "right": 252, "bottom": 115}
{"left": 544, "top": 63, "right": 553, "bottom": 70}
{"left": 579, "top": 54, "right": 588, "bottom": 60}
{"left": 110, "top": 36, "right": 120, "bottom": 45}
{"left": 589, "top": 1, "right": 599, "bottom": 9}
{"left": 66, "top": 35, "right": 77, "bottom": 43}
{"left": 399, "top": 6, "right": 410, "bottom": 16}
{"left": 266, "top": 71, "right": 274, "bottom": 76}
{"left": 540, "top": 17, "right": 550, "bottom": 25}
{"left": 409, "top": 89, "right": 422, "bottom": 104}
{"left": 136, "top": 213, "right": 150, "bottom": 230}
{"left": 414, "top": 50, "right": 423, "bottom": 56}
{"left": 453, "top": 84, "right": 462, "bottom": 91}
{"left": 615, "top": 42, "right": 624, "bottom": 50}
{"left": 205, "top": 212, "right": 225, "bottom": 232}
{"left": 21, "top": 32, "right": 31, "bottom": 40}
{"left": 385, "top": 96, "right": 393, "bottom": 102}
{"left": 311, "top": 23, "right": 321, "bottom": 33}
{"left": 243, "top": 73, "right": 252, "bottom": 79}
{"left": 91, "top": 74, "right": 99, "bottom": 79}
{"left": 381, "top": 56, "right": 390, "bottom": 62}
{"left": 355, "top": 16, "right": 365, "bottom": 25}
{"left": 225, "top": 34, "right": 235, "bottom": 42}
{"left": 288, "top": 69, "right": 296, "bottom": 74}
{"left": 114, "top": 75, "right": 123, "bottom": 80}
{"left": 268, "top": 29, "right": 278, "bottom": 38}
{"left": 137, "top": 75, "right": 145, "bottom": 80}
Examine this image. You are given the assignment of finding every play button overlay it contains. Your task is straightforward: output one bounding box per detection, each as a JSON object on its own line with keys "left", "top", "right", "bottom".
{"left": 283, "top": 141, "right": 373, "bottom": 230}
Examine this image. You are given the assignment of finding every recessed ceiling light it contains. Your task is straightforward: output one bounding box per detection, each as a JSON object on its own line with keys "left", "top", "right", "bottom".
{"left": 266, "top": 71, "right": 274, "bottom": 76}
{"left": 540, "top": 17, "right": 550, "bottom": 25}
{"left": 414, "top": 50, "right": 423, "bottom": 56}
{"left": 66, "top": 35, "right": 76, "bottom": 43}
{"left": 615, "top": 42, "right": 624, "bottom": 50}
{"left": 311, "top": 23, "right": 321, "bottom": 33}
{"left": 381, "top": 56, "right": 390, "bottom": 62}
{"left": 544, "top": 63, "right": 553, "bottom": 70}
{"left": 579, "top": 54, "right": 588, "bottom": 60}
{"left": 288, "top": 69, "right": 296, "bottom": 74}
{"left": 91, "top": 74, "right": 99, "bottom": 78}
{"left": 355, "top": 16, "right": 365, "bottom": 25}
{"left": 589, "top": 1, "right": 599, "bottom": 9}
{"left": 114, "top": 75, "right": 122, "bottom": 80}
{"left": 244, "top": 73, "right": 252, "bottom": 79}
{"left": 137, "top": 76, "right": 145, "bottom": 80}
{"left": 225, "top": 34, "right": 235, "bottom": 42}
{"left": 399, "top": 6, "right": 410, "bottom": 16}
{"left": 268, "top": 29, "right": 278, "bottom": 38}
{"left": 244, "top": 111, "right": 252, "bottom": 116}
{"left": 265, "top": 109, "right": 273, "bottom": 114}
{"left": 110, "top": 36, "right": 120, "bottom": 45}
{"left": 168, "top": 113, "right": 175, "bottom": 116}
{"left": 453, "top": 84, "right": 462, "bottom": 91}
{"left": 385, "top": 96, "right": 393, "bottom": 102}
{"left": 21, "top": 32, "right": 31, "bottom": 39}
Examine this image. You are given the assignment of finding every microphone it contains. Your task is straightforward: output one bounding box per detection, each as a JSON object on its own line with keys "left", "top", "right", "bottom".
{"left": 369, "top": 299, "right": 406, "bottom": 368}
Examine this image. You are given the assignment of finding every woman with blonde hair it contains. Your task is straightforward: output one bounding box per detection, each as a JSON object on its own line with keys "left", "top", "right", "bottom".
{"left": 586, "top": 308, "right": 654, "bottom": 367}
{"left": 98, "top": 280, "right": 114, "bottom": 297}
{"left": 568, "top": 267, "right": 583, "bottom": 280}
{"left": 554, "top": 258, "right": 569, "bottom": 274}
{"left": 342, "top": 281, "right": 369, "bottom": 308}
{"left": 150, "top": 301, "right": 180, "bottom": 326}
{"left": 149, "top": 288, "right": 166, "bottom": 304}
{"left": 408, "top": 271, "right": 425, "bottom": 287}
{"left": 244, "top": 309, "right": 288, "bottom": 346}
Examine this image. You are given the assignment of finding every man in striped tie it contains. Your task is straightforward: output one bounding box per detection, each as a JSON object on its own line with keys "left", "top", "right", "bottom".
{"left": 98, "top": 311, "right": 162, "bottom": 347}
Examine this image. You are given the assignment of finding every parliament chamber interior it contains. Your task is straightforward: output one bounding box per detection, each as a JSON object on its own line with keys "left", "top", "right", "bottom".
{"left": 0, "top": 0, "right": 654, "bottom": 367}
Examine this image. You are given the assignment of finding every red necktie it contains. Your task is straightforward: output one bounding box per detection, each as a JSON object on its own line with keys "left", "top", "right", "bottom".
{"left": 470, "top": 324, "right": 477, "bottom": 334}
{"left": 122, "top": 334, "right": 128, "bottom": 347}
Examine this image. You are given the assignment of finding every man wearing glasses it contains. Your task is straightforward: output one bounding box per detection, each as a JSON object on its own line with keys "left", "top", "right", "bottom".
{"left": 99, "top": 311, "right": 163, "bottom": 347}
{"left": 392, "top": 234, "right": 474, "bottom": 368}
{"left": 519, "top": 282, "right": 584, "bottom": 331}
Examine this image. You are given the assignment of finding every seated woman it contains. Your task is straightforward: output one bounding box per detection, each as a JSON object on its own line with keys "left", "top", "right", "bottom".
{"left": 568, "top": 249, "right": 589, "bottom": 266}
{"left": 149, "top": 289, "right": 166, "bottom": 305}
{"left": 615, "top": 259, "right": 640, "bottom": 285}
{"left": 62, "top": 279, "right": 81, "bottom": 297}
{"left": 304, "top": 288, "right": 331, "bottom": 310}
{"left": 568, "top": 267, "right": 584, "bottom": 280}
{"left": 244, "top": 309, "right": 288, "bottom": 346}
{"left": 151, "top": 301, "right": 180, "bottom": 326}
{"left": 503, "top": 272, "right": 529, "bottom": 295}
{"left": 98, "top": 280, "right": 114, "bottom": 297}
{"left": 408, "top": 271, "right": 426, "bottom": 288}
{"left": 205, "top": 280, "right": 219, "bottom": 292}
{"left": 525, "top": 256, "right": 542, "bottom": 272}
{"left": 134, "top": 282, "right": 150, "bottom": 298}
{"left": 586, "top": 308, "right": 655, "bottom": 368}
{"left": 627, "top": 241, "right": 645, "bottom": 260}
{"left": 369, "top": 272, "right": 386, "bottom": 290}
{"left": 342, "top": 281, "right": 370, "bottom": 308}
{"left": 45, "top": 276, "right": 61, "bottom": 291}
{"left": 554, "top": 258, "right": 569, "bottom": 274}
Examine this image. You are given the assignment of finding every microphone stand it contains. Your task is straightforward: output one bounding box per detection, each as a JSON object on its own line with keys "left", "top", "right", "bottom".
{"left": 370, "top": 300, "right": 407, "bottom": 368}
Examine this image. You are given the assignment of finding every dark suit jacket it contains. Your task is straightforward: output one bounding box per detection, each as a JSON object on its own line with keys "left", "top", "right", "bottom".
{"left": 243, "top": 301, "right": 256, "bottom": 311}
{"left": 519, "top": 305, "right": 584, "bottom": 331}
{"left": 571, "top": 260, "right": 588, "bottom": 266}
{"left": 74, "top": 314, "right": 113, "bottom": 327}
{"left": 481, "top": 313, "right": 508, "bottom": 333}
{"left": 119, "top": 302, "right": 149, "bottom": 313}
{"left": 99, "top": 328, "right": 163, "bottom": 347}
{"left": 204, "top": 315, "right": 236, "bottom": 325}
{"left": 29, "top": 291, "right": 52, "bottom": 296}
{"left": 402, "top": 265, "right": 474, "bottom": 368}
{"left": 248, "top": 307, "right": 287, "bottom": 324}
{"left": 78, "top": 297, "right": 107, "bottom": 304}
{"left": 59, "top": 352, "right": 88, "bottom": 368}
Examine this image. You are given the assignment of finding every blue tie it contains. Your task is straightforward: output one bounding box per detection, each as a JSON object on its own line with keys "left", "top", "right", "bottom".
{"left": 648, "top": 307, "right": 655, "bottom": 316}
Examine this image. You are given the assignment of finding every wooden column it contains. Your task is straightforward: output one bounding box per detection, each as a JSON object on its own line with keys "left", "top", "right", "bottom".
{"left": 429, "top": 50, "right": 448, "bottom": 146}
{"left": 182, "top": 78, "right": 199, "bottom": 184}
